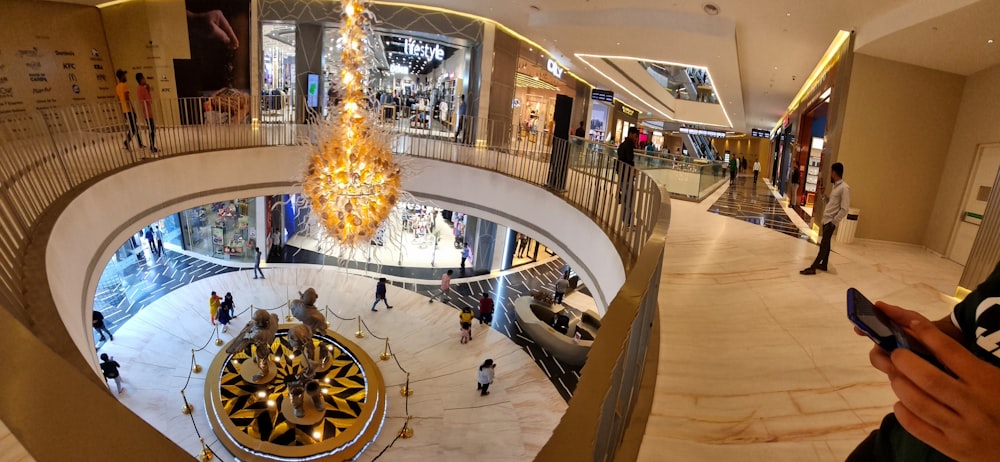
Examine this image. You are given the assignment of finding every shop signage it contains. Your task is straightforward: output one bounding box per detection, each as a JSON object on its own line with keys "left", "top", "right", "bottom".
{"left": 750, "top": 128, "right": 771, "bottom": 138}
{"left": 403, "top": 38, "right": 445, "bottom": 62}
{"left": 679, "top": 127, "right": 726, "bottom": 139}
{"left": 592, "top": 89, "right": 614, "bottom": 103}
{"left": 619, "top": 104, "right": 636, "bottom": 117}
{"left": 546, "top": 59, "right": 564, "bottom": 79}
{"left": 390, "top": 63, "right": 409, "bottom": 75}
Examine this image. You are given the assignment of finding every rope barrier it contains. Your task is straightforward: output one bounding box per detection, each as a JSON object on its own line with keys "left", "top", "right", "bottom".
{"left": 324, "top": 304, "right": 355, "bottom": 321}
{"left": 360, "top": 318, "right": 388, "bottom": 340}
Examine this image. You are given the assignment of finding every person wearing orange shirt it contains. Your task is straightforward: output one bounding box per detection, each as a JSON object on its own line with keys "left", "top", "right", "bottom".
{"left": 115, "top": 69, "right": 144, "bottom": 150}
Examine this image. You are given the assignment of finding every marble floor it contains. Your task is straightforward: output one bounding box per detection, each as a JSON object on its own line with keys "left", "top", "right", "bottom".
{"left": 709, "top": 174, "right": 811, "bottom": 241}
{"left": 637, "top": 181, "right": 964, "bottom": 461}
{"left": 94, "top": 267, "right": 567, "bottom": 461}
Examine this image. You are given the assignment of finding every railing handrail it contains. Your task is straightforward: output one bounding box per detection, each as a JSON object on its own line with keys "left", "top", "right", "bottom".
{"left": 0, "top": 95, "right": 667, "bottom": 462}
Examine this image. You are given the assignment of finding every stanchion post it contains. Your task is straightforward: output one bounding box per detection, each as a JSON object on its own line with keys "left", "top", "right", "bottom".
{"left": 192, "top": 350, "right": 202, "bottom": 373}
{"left": 355, "top": 316, "right": 364, "bottom": 338}
{"left": 214, "top": 323, "right": 224, "bottom": 346}
{"left": 197, "top": 437, "right": 214, "bottom": 461}
{"left": 181, "top": 390, "right": 194, "bottom": 415}
{"left": 399, "top": 415, "right": 414, "bottom": 439}
{"left": 285, "top": 299, "right": 295, "bottom": 322}
{"left": 325, "top": 305, "right": 331, "bottom": 327}
{"left": 400, "top": 372, "right": 413, "bottom": 396}
{"left": 379, "top": 337, "right": 391, "bottom": 361}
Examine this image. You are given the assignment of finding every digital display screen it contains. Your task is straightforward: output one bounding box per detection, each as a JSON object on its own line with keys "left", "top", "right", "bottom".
{"left": 307, "top": 73, "right": 319, "bottom": 108}
{"left": 592, "top": 89, "right": 614, "bottom": 103}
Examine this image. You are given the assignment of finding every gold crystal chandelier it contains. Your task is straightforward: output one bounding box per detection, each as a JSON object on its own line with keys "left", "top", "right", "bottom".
{"left": 303, "top": 0, "right": 401, "bottom": 245}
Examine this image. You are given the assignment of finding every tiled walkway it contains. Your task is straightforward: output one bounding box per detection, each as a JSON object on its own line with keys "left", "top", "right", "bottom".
{"left": 95, "top": 241, "right": 584, "bottom": 401}
{"left": 708, "top": 174, "right": 810, "bottom": 240}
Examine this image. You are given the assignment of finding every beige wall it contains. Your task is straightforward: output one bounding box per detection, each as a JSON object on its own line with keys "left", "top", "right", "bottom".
{"left": 712, "top": 137, "right": 769, "bottom": 164}
{"left": 835, "top": 53, "right": 964, "bottom": 244}
{"left": 925, "top": 63, "right": 1000, "bottom": 255}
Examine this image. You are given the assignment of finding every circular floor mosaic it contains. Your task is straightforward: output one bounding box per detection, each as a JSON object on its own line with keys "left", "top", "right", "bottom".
{"left": 205, "top": 327, "right": 386, "bottom": 461}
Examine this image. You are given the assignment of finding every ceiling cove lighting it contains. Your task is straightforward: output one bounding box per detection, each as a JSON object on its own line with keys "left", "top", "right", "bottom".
{"left": 302, "top": 0, "right": 401, "bottom": 246}
{"left": 774, "top": 30, "right": 851, "bottom": 133}
{"left": 515, "top": 73, "right": 559, "bottom": 90}
{"left": 576, "top": 53, "right": 734, "bottom": 128}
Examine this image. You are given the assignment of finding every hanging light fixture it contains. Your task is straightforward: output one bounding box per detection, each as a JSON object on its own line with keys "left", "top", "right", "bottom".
{"left": 302, "top": 0, "right": 401, "bottom": 246}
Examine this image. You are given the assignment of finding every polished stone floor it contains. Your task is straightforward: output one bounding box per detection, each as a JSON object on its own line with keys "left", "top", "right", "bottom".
{"left": 94, "top": 268, "right": 567, "bottom": 461}
{"left": 709, "top": 174, "right": 811, "bottom": 241}
{"left": 638, "top": 183, "right": 964, "bottom": 461}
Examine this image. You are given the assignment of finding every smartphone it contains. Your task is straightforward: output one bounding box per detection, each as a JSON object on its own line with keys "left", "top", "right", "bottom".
{"left": 847, "top": 288, "right": 949, "bottom": 372}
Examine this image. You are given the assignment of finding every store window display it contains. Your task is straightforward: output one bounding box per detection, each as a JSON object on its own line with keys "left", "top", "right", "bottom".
{"left": 177, "top": 197, "right": 258, "bottom": 262}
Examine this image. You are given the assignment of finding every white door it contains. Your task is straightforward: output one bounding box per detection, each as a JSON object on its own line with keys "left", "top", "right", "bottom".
{"left": 948, "top": 144, "right": 1000, "bottom": 265}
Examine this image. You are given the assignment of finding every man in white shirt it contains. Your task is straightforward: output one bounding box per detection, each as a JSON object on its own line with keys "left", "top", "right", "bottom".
{"left": 752, "top": 159, "right": 762, "bottom": 185}
{"left": 801, "top": 162, "right": 850, "bottom": 275}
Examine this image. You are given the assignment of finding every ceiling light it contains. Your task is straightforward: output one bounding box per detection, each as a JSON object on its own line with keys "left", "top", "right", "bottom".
{"left": 990, "top": 39, "right": 995, "bottom": 44}
{"left": 786, "top": 12, "right": 791, "bottom": 17}
{"left": 703, "top": 3, "right": 720, "bottom": 15}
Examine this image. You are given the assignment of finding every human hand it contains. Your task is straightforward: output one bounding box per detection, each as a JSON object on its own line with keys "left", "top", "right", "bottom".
{"left": 187, "top": 9, "right": 238, "bottom": 49}
{"left": 873, "top": 302, "right": 1000, "bottom": 461}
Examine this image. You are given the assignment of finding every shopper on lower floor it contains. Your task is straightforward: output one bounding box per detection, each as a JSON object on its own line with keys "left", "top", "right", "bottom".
{"left": 753, "top": 159, "right": 761, "bottom": 185}
{"left": 429, "top": 269, "right": 453, "bottom": 303}
{"left": 801, "top": 162, "right": 850, "bottom": 275}
{"left": 478, "top": 293, "right": 494, "bottom": 325}
{"left": 218, "top": 292, "right": 235, "bottom": 332}
{"left": 153, "top": 225, "right": 164, "bottom": 256}
{"left": 144, "top": 227, "right": 157, "bottom": 257}
{"left": 93, "top": 310, "right": 113, "bottom": 342}
{"left": 253, "top": 247, "right": 265, "bottom": 279}
{"left": 554, "top": 277, "right": 570, "bottom": 304}
{"left": 476, "top": 359, "right": 496, "bottom": 396}
{"left": 371, "top": 277, "right": 393, "bottom": 312}
{"left": 100, "top": 353, "right": 125, "bottom": 394}
{"left": 460, "top": 243, "right": 473, "bottom": 270}
{"left": 459, "top": 306, "right": 475, "bottom": 342}
{"left": 209, "top": 291, "right": 221, "bottom": 325}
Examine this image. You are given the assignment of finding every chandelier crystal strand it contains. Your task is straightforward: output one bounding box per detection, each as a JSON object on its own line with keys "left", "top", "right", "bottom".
{"left": 303, "top": 0, "right": 401, "bottom": 246}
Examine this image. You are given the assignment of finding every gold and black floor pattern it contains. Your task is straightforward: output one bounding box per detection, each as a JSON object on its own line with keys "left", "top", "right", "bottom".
{"left": 206, "top": 328, "right": 386, "bottom": 461}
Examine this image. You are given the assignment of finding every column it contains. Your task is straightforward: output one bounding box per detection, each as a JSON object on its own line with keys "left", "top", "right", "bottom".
{"left": 295, "top": 23, "right": 324, "bottom": 124}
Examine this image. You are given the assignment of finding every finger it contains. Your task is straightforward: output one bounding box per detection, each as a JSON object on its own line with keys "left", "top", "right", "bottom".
{"left": 893, "top": 401, "right": 961, "bottom": 462}
{"left": 853, "top": 326, "right": 867, "bottom": 337}
{"left": 874, "top": 301, "right": 930, "bottom": 325}
{"left": 869, "top": 345, "right": 895, "bottom": 376}
{"left": 886, "top": 358, "right": 960, "bottom": 429}
{"left": 902, "top": 316, "right": 979, "bottom": 379}
{"left": 215, "top": 14, "right": 239, "bottom": 49}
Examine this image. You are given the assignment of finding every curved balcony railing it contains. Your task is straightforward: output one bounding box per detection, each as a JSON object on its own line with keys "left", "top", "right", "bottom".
{"left": 0, "top": 96, "right": 668, "bottom": 461}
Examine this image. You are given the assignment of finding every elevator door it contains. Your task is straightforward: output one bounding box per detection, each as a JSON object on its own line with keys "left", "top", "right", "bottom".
{"left": 949, "top": 144, "right": 1000, "bottom": 265}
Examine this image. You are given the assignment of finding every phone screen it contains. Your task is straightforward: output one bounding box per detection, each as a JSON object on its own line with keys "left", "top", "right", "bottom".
{"left": 847, "top": 288, "right": 949, "bottom": 373}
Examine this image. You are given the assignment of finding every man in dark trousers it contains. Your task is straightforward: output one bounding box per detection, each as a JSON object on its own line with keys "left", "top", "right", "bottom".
{"left": 574, "top": 121, "right": 586, "bottom": 138}
{"left": 454, "top": 94, "right": 467, "bottom": 144}
{"left": 253, "top": 247, "right": 265, "bottom": 279}
{"left": 371, "top": 277, "right": 393, "bottom": 311}
{"left": 617, "top": 127, "right": 638, "bottom": 226}
{"left": 93, "top": 310, "right": 113, "bottom": 342}
{"left": 801, "top": 162, "right": 850, "bottom": 275}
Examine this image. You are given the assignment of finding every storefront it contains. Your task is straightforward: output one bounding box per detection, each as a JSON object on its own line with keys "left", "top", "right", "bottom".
{"left": 511, "top": 42, "right": 583, "bottom": 149}
{"left": 587, "top": 89, "right": 614, "bottom": 142}
{"left": 609, "top": 100, "right": 640, "bottom": 145}
{"left": 258, "top": 19, "right": 473, "bottom": 127}
{"left": 171, "top": 197, "right": 263, "bottom": 263}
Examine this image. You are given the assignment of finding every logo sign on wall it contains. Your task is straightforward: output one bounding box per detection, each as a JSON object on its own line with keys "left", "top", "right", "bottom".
{"left": 404, "top": 38, "right": 445, "bottom": 62}
{"left": 546, "top": 59, "right": 564, "bottom": 79}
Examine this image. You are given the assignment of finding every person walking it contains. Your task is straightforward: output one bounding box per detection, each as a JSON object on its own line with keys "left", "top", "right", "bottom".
{"left": 752, "top": 158, "right": 762, "bottom": 186}
{"left": 100, "top": 353, "right": 125, "bottom": 394}
{"left": 459, "top": 306, "right": 475, "bottom": 342}
{"left": 252, "top": 247, "right": 265, "bottom": 279}
{"left": 209, "top": 291, "right": 222, "bottom": 325}
{"left": 617, "top": 127, "right": 638, "bottom": 226}
{"left": 478, "top": 292, "right": 494, "bottom": 325}
{"left": 728, "top": 156, "right": 738, "bottom": 186}
{"left": 371, "top": 277, "right": 393, "bottom": 311}
{"left": 574, "top": 121, "right": 585, "bottom": 138}
{"left": 554, "top": 276, "right": 570, "bottom": 304}
{"left": 144, "top": 227, "right": 157, "bottom": 257}
{"left": 516, "top": 234, "right": 528, "bottom": 258}
{"left": 454, "top": 94, "right": 467, "bottom": 144}
{"left": 153, "top": 225, "right": 164, "bottom": 256}
{"left": 789, "top": 160, "right": 801, "bottom": 208}
{"left": 476, "top": 359, "right": 496, "bottom": 396}
{"left": 218, "top": 292, "right": 235, "bottom": 332}
{"left": 135, "top": 72, "right": 159, "bottom": 153}
{"left": 115, "top": 69, "right": 143, "bottom": 151}
{"left": 801, "top": 162, "right": 850, "bottom": 275}
{"left": 429, "top": 269, "right": 453, "bottom": 303}
{"left": 93, "top": 310, "right": 113, "bottom": 342}
{"left": 460, "top": 243, "right": 473, "bottom": 270}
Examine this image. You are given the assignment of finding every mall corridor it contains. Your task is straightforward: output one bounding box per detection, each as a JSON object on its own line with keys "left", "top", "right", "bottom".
{"left": 638, "top": 185, "right": 963, "bottom": 461}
